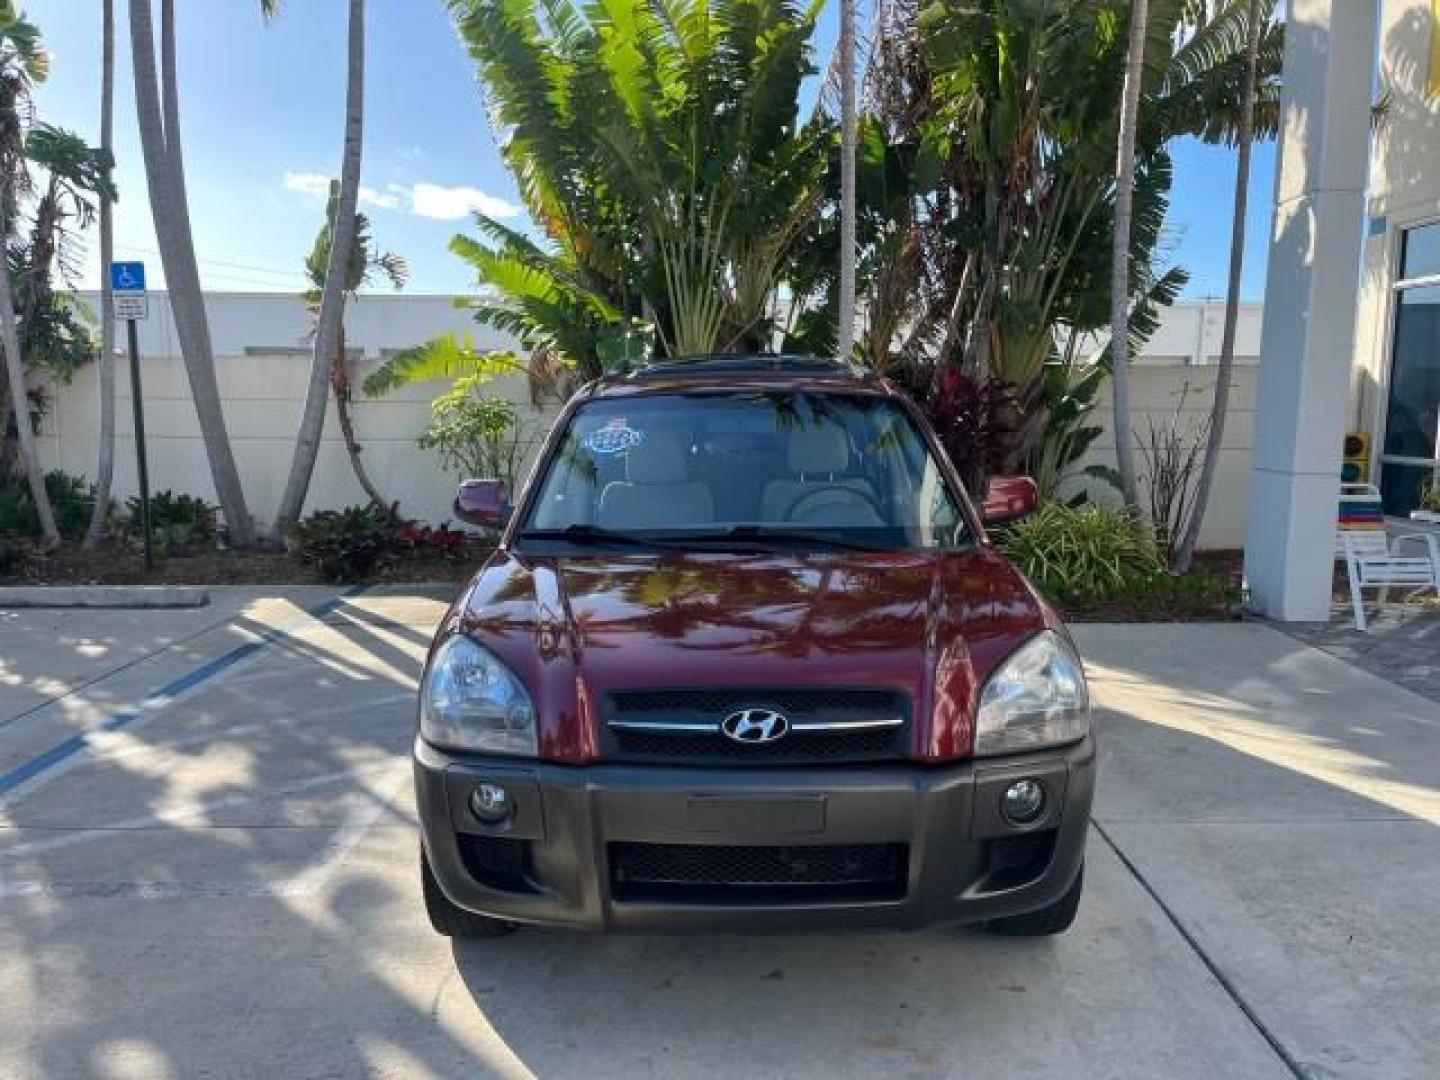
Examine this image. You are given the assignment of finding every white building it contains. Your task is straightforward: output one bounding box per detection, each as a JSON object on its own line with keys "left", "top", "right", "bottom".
{"left": 1241, "top": 0, "right": 1440, "bottom": 619}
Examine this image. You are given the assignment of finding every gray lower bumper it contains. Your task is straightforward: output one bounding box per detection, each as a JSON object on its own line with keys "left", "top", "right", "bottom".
{"left": 415, "top": 736, "right": 1095, "bottom": 932}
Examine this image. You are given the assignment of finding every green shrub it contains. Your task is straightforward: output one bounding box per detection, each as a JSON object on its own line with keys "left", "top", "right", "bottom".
{"left": 996, "top": 502, "right": 1164, "bottom": 603}
{"left": 0, "top": 537, "right": 23, "bottom": 576}
{"left": 286, "top": 504, "right": 401, "bottom": 583}
{"left": 1420, "top": 481, "right": 1440, "bottom": 514}
{"left": 417, "top": 380, "right": 533, "bottom": 489}
{"left": 1124, "top": 565, "right": 1243, "bottom": 615}
{"left": 0, "top": 471, "right": 95, "bottom": 541}
{"left": 125, "top": 490, "right": 217, "bottom": 555}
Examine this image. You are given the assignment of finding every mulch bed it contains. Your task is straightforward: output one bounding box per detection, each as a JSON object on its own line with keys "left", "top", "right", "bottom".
{"left": 0, "top": 542, "right": 488, "bottom": 587}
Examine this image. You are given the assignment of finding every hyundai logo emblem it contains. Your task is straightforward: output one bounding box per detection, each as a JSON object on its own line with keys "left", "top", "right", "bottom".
{"left": 720, "top": 708, "right": 790, "bottom": 744}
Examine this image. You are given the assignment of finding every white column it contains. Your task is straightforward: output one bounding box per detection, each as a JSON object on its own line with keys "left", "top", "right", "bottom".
{"left": 1243, "top": 0, "right": 1378, "bottom": 621}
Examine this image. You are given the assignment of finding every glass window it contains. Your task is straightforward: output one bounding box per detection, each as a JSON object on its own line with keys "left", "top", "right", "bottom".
{"left": 1380, "top": 461, "right": 1439, "bottom": 517}
{"left": 1400, "top": 222, "right": 1440, "bottom": 281}
{"left": 1381, "top": 286, "right": 1440, "bottom": 461}
{"left": 521, "top": 391, "right": 966, "bottom": 549}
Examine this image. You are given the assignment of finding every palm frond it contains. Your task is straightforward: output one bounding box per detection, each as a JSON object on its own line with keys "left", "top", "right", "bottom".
{"left": 360, "top": 334, "right": 523, "bottom": 396}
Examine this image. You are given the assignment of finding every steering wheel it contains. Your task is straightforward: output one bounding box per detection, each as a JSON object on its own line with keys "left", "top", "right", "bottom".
{"left": 785, "top": 484, "right": 886, "bottom": 526}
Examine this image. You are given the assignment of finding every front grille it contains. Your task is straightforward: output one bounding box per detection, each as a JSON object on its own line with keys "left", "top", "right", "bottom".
{"left": 609, "top": 842, "right": 908, "bottom": 903}
{"left": 612, "top": 727, "right": 900, "bottom": 763}
{"left": 604, "top": 687, "right": 911, "bottom": 766}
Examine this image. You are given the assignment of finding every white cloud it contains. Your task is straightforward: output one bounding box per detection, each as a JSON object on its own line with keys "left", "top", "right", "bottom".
{"left": 410, "top": 182, "right": 520, "bottom": 221}
{"left": 283, "top": 173, "right": 519, "bottom": 221}
{"left": 282, "top": 171, "right": 330, "bottom": 199}
{"left": 359, "top": 185, "right": 401, "bottom": 210}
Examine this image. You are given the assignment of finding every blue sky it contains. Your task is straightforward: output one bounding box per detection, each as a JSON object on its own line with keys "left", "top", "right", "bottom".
{"left": 34, "top": 0, "right": 1274, "bottom": 299}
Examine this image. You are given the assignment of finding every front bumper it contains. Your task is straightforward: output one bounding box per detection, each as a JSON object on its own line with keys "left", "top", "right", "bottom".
{"left": 415, "top": 735, "right": 1095, "bottom": 932}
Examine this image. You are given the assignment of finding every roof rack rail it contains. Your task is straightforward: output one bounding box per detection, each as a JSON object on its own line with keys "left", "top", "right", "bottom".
{"left": 611, "top": 353, "right": 871, "bottom": 380}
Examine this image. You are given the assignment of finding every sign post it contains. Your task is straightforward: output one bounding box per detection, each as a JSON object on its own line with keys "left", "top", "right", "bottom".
{"left": 111, "top": 261, "right": 153, "bottom": 571}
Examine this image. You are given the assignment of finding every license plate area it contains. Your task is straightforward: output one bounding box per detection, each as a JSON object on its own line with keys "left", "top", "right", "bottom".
{"left": 685, "top": 795, "right": 825, "bottom": 835}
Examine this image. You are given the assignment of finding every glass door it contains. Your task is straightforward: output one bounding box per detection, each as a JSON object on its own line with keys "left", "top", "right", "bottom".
{"left": 1380, "top": 222, "right": 1440, "bottom": 515}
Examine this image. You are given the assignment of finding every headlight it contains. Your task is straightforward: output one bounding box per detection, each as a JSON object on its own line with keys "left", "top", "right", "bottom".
{"left": 420, "top": 635, "right": 537, "bottom": 756}
{"left": 975, "top": 631, "right": 1089, "bottom": 756}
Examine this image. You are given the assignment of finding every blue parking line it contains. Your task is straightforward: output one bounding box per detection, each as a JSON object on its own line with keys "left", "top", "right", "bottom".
{"left": 0, "top": 586, "right": 369, "bottom": 798}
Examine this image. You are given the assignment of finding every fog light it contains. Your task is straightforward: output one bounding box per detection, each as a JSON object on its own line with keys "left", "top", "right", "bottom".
{"left": 1001, "top": 780, "right": 1046, "bottom": 825}
{"left": 469, "top": 782, "right": 512, "bottom": 825}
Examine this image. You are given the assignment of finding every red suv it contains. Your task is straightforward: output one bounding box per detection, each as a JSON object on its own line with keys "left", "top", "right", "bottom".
{"left": 416, "top": 356, "right": 1094, "bottom": 937}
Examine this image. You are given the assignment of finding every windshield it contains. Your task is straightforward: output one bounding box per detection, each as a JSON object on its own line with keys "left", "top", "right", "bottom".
{"left": 519, "top": 392, "right": 966, "bottom": 549}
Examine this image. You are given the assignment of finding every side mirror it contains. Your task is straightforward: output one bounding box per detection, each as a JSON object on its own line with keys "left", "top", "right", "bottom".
{"left": 455, "top": 479, "right": 510, "bottom": 529}
{"left": 982, "top": 475, "right": 1038, "bottom": 524}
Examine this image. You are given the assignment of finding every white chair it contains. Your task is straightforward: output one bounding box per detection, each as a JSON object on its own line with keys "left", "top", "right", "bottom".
{"left": 1338, "top": 528, "right": 1440, "bottom": 631}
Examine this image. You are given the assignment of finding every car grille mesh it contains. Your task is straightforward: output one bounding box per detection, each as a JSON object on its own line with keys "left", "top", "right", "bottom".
{"left": 609, "top": 842, "right": 908, "bottom": 897}
{"left": 604, "top": 687, "right": 911, "bottom": 766}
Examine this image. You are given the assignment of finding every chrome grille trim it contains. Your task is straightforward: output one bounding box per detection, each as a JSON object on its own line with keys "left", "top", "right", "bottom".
{"left": 606, "top": 716, "right": 904, "bottom": 734}
{"left": 607, "top": 720, "right": 721, "bottom": 733}
{"left": 603, "top": 687, "right": 912, "bottom": 765}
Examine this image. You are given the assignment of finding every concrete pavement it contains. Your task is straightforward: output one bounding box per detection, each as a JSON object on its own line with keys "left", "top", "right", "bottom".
{"left": 0, "top": 595, "right": 1435, "bottom": 1078}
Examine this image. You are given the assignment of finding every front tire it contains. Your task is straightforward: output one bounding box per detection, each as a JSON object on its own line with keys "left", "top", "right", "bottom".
{"left": 421, "top": 849, "right": 516, "bottom": 939}
{"left": 984, "top": 864, "right": 1083, "bottom": 937}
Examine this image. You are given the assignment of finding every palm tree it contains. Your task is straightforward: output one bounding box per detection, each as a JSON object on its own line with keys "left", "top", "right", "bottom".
{"left": 359, "top": 216, "right": 652, "bottom": 403}
{"left": 835, "top": 0, "right": 857, "bottom": 363}
{"left": 128, "top": 0, "right": 256, "bottom": 546}
{"left": 269, "top": 0, "right": 366, "bottom": 533}
{"left": 19, "top": 126, "right": 113, "bottom": 348}
{"left": 1172, "top": 0, "right": 1266, "bottom": 571}
{"left": 1108, "top": 0, "right": 1149, "bottom": 510}
{"left": 447, "top": 0, "right": 828, "bottom": 359}
{"left": 301, "top": 179, "right": 405, "bottom": 510}
{"left": 83, "top": 0, "right": 115, "bottom": 549}
{"left": 0, "top": 5, "right": 57, "bottom": 545}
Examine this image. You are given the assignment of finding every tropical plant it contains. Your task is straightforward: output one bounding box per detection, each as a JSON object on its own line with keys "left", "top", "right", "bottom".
{"left": 1134, "top": 380, "right": 1211, "bottom": 560}
{"left": 436, "top": 0, "right": 830, "bottom": 378}
{"left": 832, "top": 0, "right": 1278, "bottom": 492}
{"left": 361, "top": 228, "right": 652, "bottom": 407}
{"left": 293, "top": 179, "right": 406, "bottom": 512}
{"left": 269, "top": 0, "right": 367, "bottom": 534}
{"left": 286, "top": 503, "right": 402, "bottom": 583}
{"left": 124, "top": 488, "right": 215, "bottom": 554}
{"left": 0, "top": 4, "right": 58, "bottom": 545}
{"left": 84, "top": 0, "right": 117, "bottom": 549}
{"left": 996, "top": 501, "right": 1165, "bottom": 604}
{"left": 1026, "top": 358, "right": 1114, "bottom": 504}
{"left": 128, "top": 0, "right": 255, "bottom": 546}
{"left": 0, "top": 0, "right": 116, "bottom": 554}
{"left": 417, "top": 380, "right": 533, "bottom": 491}
{"left": 1173, "top": 0, "right": 1270, "bottom": 570}
{"left": 0, "top": 469, "right": 95, "bottom": 541}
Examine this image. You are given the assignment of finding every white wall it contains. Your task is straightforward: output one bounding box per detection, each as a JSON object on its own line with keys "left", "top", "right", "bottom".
{"left": 40, "top": 292, "right": 555, "bottom": 531}
{"left": 1060, "top": 299, "right": 1263, "bottom": 367}
{"left": 39, "top": 293, "right": 1257, "bottom": 547}
{"left": 1079, "top": 365, "right": 1257, "bottom": 549}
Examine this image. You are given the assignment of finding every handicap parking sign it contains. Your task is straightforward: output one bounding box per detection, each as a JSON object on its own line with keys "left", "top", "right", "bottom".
{"left": 110, "top": 261, "right": 146, "bottom": 291}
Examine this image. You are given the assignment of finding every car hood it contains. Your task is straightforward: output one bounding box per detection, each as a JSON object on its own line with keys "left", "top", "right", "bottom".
{"left": 450, "top": 548, "right": 1051, "bottom": 764}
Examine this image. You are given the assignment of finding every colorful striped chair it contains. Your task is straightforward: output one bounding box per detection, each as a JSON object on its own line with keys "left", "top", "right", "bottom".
{"left": 1336, "top": 484, "right": 1440, "bottom": 630}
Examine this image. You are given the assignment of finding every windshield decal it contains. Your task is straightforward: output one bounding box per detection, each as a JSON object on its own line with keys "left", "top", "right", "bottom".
{"left": 582, "top": 418, "right": 646, "bottom": 455}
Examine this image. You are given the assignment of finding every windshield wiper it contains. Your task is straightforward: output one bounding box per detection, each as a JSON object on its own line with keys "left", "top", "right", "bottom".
{"left": 518, "top": 524, "right": 685, "bottom": 550}
{"left": 670, "top": 525, "right": 889, "bottom": 552}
